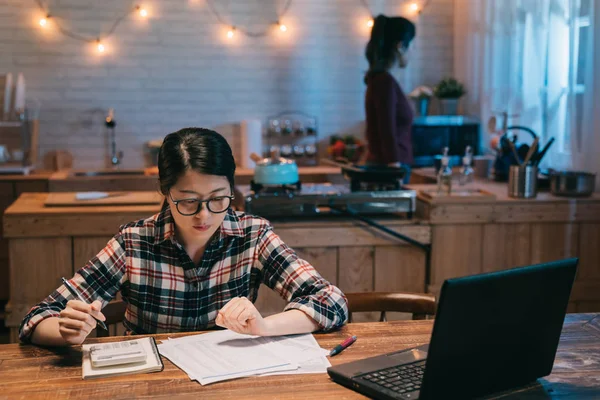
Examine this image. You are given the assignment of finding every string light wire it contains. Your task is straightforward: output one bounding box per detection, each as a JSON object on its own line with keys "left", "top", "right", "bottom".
{"left": 32, "top": 0, "right": 431, "bottom": 47}
{"left": 34, "top": 0, "right": 141, "bottom": 43}
{"left": 360, "top": 0, "right": 432, "bottom": 16}
{"left": 205, "top": 0, "right": 293, "bottom": 38}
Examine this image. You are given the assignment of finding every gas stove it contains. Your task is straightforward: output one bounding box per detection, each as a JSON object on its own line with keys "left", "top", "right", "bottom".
{"left": 241, "top": 183, "right": 416, "bottom": 218}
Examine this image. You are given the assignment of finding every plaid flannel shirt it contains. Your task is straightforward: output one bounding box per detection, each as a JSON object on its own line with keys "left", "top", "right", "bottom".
{"left": 19, "top": 207, "right": 348, "bottom": 342}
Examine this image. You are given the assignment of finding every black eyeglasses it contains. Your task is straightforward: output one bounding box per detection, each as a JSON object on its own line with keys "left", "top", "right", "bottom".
{"left": 169, "top": 192, "right": 234, "bottom": 216}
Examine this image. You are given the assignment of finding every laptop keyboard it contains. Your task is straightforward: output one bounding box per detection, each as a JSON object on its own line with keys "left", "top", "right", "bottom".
{"left": 360, "top": 360, "right": 426, "bottom": 395}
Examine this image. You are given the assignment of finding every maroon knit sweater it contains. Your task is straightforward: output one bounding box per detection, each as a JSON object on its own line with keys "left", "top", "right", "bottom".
{"left": 365, "top": 71, "right": 414, "bottom": 165}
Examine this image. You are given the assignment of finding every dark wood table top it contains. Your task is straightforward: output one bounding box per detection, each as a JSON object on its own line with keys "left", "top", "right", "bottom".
{"left": 1, "top": 314, "right": 599, "bottom": 399}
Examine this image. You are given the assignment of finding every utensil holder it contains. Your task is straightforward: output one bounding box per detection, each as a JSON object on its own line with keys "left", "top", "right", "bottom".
{"left": 508, "top": 165, "right": 538, "bottom": 198}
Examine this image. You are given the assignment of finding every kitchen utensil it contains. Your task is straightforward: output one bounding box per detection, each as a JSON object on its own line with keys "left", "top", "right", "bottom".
{"left": 473, "top": 155, "right": 494, "bottom": 179}
{"left": 0, "top": 145, "right": 10, "bottom": 163}
{"left": 75, "top": 192, "right": 110, "bottom": 200}
{"left": 508, "top": 165, "right": 538, "bottom": 198}
{"left": 523, "top": 137, "right": 539, "bottom": 165}
{"left": 532, "top": 137, "right": 555, "bottom": 166}
{"left": 1, "top": 73, "right": 12, "bottom": 121}
{"left": 487, "top": 116, "right": 497, "bottom": 133}
{"left": 250, "top": 150, "right": 299, "bottom": 186}
{"left": 507, "top": 125, "right": 538, "bottom": 139}
{"left": 517, "top": 144, "right": 529, "bottom": 163}
{"left": 546, "top": 170, "right": 596, "bottom": 197}
{"left": 321, "top": 158, "right": 406, "bottom": 183}
{"left": 507, "top": 140, "right": 521, "bottom": 166}
{"left": 494, "top": 125, "right": 538, "bottom": 181}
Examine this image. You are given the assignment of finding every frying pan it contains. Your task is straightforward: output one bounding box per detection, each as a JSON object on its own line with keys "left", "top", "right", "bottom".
{"left": 321, "top": 158, "right": 406, "bottom": 183}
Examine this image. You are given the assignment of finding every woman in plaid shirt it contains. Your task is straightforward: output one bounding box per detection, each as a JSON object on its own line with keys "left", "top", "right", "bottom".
{"left": 21, "top": 128, "right": 348, "bottom": 346}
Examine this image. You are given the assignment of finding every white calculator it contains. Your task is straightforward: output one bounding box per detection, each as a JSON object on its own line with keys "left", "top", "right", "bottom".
{"left": 89, "top": 340, "right": 148, "bottom": 368}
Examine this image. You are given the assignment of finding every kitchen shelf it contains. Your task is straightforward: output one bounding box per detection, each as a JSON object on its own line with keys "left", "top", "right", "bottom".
{"left": 0, "top": 117, "right": 38, "bottom": 169}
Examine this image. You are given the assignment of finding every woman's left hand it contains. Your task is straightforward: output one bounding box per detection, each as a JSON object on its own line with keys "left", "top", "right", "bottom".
{"left": 215, "top": 297, "right": 268, "bottom": 336}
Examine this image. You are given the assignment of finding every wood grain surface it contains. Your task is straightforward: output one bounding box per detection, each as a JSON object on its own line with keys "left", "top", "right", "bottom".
{"left": 0, "top": 314, "right": 599, "bottom": 399}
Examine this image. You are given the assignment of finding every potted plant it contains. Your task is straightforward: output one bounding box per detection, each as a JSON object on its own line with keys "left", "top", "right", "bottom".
{"left": 434, "top": 77, "right": 467, "bottom": 115}
{"left": 409, "top": 85, "right": 434, "bottom": 116}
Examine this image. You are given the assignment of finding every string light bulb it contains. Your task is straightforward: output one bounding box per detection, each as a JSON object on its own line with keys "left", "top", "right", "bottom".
{"left": 410, "top": 3, "right": 420, "bottom": 12}
{"left": 366, "top": 18, "right": 374, "bottom": 28}
{"left": 278, "top": 21, "right": 287, "bottom": 32}
{"left": 39, "top": 15, "right": 49, "bottom": 27}
{"left": 227, "top": 27, "right": 235, "bottom": 39}
{"left": 137, "top": 5, "right": 148, "bottom": 18}
{"left": 96, "top": 40, "right": 105, "bottom": 53}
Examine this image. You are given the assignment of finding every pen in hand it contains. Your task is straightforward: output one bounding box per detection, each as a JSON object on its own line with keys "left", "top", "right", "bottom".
{"left": 330, "top": 335, "right": 357, "bottom": 357}
{"left": 60, "top": 277, "right": 108, "bottom": 331}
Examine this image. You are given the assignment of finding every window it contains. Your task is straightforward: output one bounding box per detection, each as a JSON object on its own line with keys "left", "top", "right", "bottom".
{"left": 543, "top": 0, "right": 590, "bottom": 166}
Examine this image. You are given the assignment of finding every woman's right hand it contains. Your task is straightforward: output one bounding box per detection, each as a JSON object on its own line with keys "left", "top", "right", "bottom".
{"left": 58, "top": 300, "right": 106, "bottom": 345}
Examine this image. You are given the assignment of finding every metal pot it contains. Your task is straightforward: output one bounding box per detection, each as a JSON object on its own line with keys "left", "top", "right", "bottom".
{"left": 547, "top": 170, "right": 596, "bottom": 197}
{"left": 249, "top": 151, "right": 299, "bottom": 186}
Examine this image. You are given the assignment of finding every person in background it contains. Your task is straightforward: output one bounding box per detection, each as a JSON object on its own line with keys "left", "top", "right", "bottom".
{"left": 19, "top": 128, "right": 348, "bottom": 346}
{"left": 364, "top": 14, "right": 416, "bottom": 184}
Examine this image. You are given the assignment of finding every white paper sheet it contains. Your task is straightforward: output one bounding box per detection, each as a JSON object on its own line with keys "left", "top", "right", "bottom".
{"left": 158, "top": 330, "right": 331, "bottom": 384}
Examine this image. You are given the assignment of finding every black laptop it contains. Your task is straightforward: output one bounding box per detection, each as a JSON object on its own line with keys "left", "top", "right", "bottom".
{"left": 327, "top": 258, "right": 579, "bottom": 399}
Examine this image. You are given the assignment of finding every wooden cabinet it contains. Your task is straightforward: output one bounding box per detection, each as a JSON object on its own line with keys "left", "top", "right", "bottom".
{"left": 0, "top": 182, "right": 15, "bottom": 315}
{"left": 0, "top": 177, "right": 49, "bottom": 329}
{"left": 251, "top": 243, "right": 429, "bottom": 323}
{"left": 420, "top": 190, "right": 600, "bottom": 312}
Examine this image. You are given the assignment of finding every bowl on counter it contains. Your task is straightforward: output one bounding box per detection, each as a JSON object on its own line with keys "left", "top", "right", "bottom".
{"left": 547, "top": 170, "right": 596, "bottom": 197}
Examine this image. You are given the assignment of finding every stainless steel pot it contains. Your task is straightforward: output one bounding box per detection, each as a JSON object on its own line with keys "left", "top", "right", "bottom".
{"left": 548, "top": 170, "right": 596, "bottom": 197}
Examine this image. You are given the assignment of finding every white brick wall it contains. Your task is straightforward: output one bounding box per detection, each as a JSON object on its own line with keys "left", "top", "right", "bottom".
{"left": 0, "top": 0, "right": 454, "bottom": 169}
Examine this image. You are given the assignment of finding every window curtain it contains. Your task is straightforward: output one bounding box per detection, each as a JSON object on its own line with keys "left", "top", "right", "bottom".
{"left": 454, "top": 0, "right": 594, "bottom": 172}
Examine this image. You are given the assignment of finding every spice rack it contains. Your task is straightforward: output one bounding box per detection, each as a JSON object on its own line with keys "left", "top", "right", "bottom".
{"left": 265, "top": 111, "right": 318, "bottom": 166}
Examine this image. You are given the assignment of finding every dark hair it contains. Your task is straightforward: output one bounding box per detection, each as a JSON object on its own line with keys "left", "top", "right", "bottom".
{"left": 364, "top": 14, "right": 416, "bottom": 82}
{"left": 158, "top": 127, "right": 236, "bottom": 196}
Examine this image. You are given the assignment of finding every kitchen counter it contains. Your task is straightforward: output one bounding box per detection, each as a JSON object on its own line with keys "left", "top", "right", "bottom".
{"left": 0, "top": 170, "right": 54, "bottom": 181}
{"left": 148, "top": 165, "right": 343, "bottom": 178}
{"left": 408, "top": 169, "right": 600, "bottom": 316}
{"left": 2, "top": 192, "right": 430, "bottom": 341}
{"left": 408, "top": 168, "right": 600, "bottom": 224}
{"left": 48, "top": 166, "right": 345, "bottom": 192}
{"left": 0, "top": 171, "right": 50, "bottom": 185}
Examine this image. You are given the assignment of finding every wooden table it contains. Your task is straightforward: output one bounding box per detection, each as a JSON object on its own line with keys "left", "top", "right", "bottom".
{"left": 1, "top": 314, "right": 599, "bottom": 399}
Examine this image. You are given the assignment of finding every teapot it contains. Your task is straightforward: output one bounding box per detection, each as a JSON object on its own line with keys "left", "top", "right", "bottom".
{"left": 249, "top": 149, "right": 299, "bottom": 186}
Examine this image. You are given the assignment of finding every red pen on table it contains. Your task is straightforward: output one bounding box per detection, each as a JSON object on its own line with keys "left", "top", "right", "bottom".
{"left": 330, "top": 335, "right": 357, "bottom": 357}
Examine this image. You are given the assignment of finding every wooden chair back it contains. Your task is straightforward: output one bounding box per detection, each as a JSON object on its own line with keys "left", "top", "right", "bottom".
{"left": 95, "top": 292, "right": 437, "bottom": 336}
{"left": 346, "top": 292, "right": 436, "bottom": 322}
